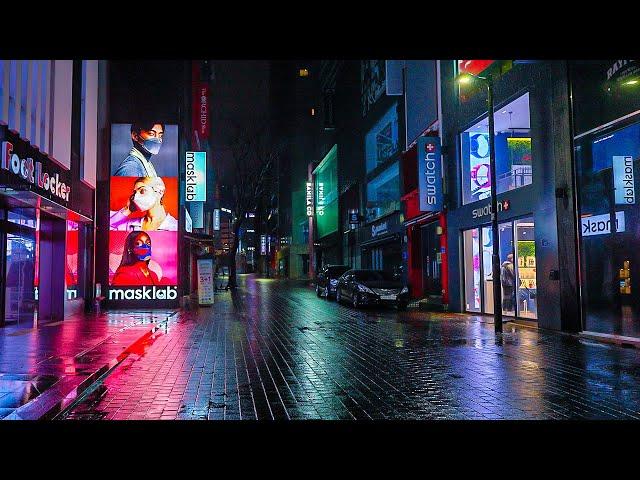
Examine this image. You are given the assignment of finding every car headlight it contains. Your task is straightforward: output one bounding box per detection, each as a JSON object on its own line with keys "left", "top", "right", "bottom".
{"left": 357, "top": 284, "right": 375, "bottom": 294}
{"left": 400, "top": 287, "right": 409, "bottom": 294}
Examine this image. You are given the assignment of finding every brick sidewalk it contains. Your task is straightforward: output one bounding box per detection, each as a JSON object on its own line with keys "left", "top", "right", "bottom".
{"left": 65, "top": 276, "right": 640, "bottom": 420}
{"left": 0, "top": 310, "right": 176, "bottom": 419}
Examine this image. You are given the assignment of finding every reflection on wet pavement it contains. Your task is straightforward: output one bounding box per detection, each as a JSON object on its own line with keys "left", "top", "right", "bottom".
{"left": 66, "top": 275, "right": 640, "bottom": 420}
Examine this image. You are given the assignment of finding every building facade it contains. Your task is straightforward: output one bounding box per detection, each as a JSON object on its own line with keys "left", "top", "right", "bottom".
{"left": 0, "top": 60, "right": 100, "bottom": 328}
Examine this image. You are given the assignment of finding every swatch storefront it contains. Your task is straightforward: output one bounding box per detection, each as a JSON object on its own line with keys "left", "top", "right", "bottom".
{"left": 442, "top": 60, "right": 575, "bottom": 331}
{"left": 572, "top": 60, "right": 640, "bottom": 340}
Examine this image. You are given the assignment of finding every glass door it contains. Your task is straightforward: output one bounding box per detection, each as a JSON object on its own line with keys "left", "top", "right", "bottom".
{"left": 421, "top": 222, "right": 442, "bottom": 296}
{"left": 515, "top": 217, "right": 537, "bottom": 319}
{"left": 4, "top": 231, "right": 37, "bottom": 326}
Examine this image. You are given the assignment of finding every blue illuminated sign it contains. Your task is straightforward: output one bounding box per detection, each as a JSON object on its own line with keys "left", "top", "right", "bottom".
{"left": 186, "top": 151, "right": 206, "bottom": 202}
{"left": 417, "top": 136, "right": 443, "bottom": 211}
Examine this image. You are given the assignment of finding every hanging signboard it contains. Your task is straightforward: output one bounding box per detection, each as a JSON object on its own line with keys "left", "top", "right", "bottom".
{"left": 417, "top": 136, "right": 443, "bottom": 211}
{"left": 197, "top": 258, "right": 214, "bottom": 305}
{"left": 185, "top": 151, "right": 206, "bottom": 202}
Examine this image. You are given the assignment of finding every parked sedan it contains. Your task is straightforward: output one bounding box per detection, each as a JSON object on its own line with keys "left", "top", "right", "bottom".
{"left": 315, "top": 264, "right": 351, "bottom": 299}
{"left": 335, "top": 269, "right": 409, "bottom": 310}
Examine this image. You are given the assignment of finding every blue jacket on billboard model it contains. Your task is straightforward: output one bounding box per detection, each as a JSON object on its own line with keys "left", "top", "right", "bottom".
{"left": 114, "top": 147, "right": 159, "bottom": 177}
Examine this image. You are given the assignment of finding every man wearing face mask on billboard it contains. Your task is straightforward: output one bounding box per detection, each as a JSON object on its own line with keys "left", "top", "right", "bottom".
{"left": 113, "top": 123, "right": 165, "bottom": 177}
{"left": 110, "top": 177, "right": 178, "bottom": 231}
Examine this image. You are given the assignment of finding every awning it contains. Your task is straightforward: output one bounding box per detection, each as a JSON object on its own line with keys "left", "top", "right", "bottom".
{"left": 403, "top": 212, "right": 440, "bottom": 227}
{"left": 361, "top": 232, "right": 400, "bottom": 248}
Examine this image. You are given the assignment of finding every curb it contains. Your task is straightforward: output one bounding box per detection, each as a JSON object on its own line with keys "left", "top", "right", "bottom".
{"left": 2, "top": 313, "right": 175, "bottom": 421}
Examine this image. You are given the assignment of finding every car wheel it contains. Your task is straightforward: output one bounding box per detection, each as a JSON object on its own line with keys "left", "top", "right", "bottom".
{"left": 352, "top": 293, "right": 360, "bottom": 309}
{"left": 316, "top": 285, "right": 322, "bottom": 297}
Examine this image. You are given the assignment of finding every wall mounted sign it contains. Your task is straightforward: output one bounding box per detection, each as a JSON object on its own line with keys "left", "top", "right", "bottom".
{"left": 185, "top": 151, "right": 206, "bottom": 202}
{"left": 581, "top": 211, "right": 625, "bottom": 237}
{"left": 349, "top": 210, "right": 359, "bottom": 225}
{"left": 417, "top": 136, "right": 443, "bottom": 211}
{"left": 192, "top": 82, "right": 209, "bottom": 141}
{"left": 306, "top": 181, "right": 314, "bottom": 216}
{"left": 372, "top": 221, "right": 388, "bottom": 237}
{"left": 1, "top": 139, "right": 71, "bottom": 204}
{"left": 191, "top": 201, "right": 204, "bottom": 229}
{"left": 213, "top": 208, "right": 220, "bottom": 231}
{"left": 316, "top": 182, "right": 325, "bottom": 216}
{"left": 613, "top": 155, "right": 635, "bottom": 205}
{"left": 108, "top": 123, "right": 179, "bottom": 304}
{"left": 471, "top": 199, "right": 511, "bottom": 219}
{"left": 260, "top": 235, "right": 267, "bottom": 255}
{"left": 185, "top": 207, "right": 193, "bottom": 233}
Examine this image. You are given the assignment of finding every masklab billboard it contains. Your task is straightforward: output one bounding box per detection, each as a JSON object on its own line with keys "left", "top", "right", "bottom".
{"left": 108, "top": 123, "right": 179, "bottom": 302}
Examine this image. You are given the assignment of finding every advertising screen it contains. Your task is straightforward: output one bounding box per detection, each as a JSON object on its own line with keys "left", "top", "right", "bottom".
{"left": 108, "top": 123, "right": 179, "bottom": 302}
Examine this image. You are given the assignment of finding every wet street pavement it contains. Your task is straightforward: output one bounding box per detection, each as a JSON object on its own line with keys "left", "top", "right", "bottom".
{"left": 64, "top": 274, "right": 640, "bottom": 420}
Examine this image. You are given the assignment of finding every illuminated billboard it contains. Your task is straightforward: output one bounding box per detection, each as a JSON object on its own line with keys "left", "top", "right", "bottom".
{"left": 108, "top": 123, "right": 179, "bottom": 302}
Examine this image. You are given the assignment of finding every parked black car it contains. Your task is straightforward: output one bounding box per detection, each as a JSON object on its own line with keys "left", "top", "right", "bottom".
{"left": 336, "top": 269, "right": 409, "bottom": 310}
{"left": 315, "top": 264, "right": 350, "bottom": 298}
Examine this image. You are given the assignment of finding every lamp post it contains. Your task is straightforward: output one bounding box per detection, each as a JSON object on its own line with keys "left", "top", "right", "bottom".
{"left": 457, "top": 71, "right": 503, "bottom": 333}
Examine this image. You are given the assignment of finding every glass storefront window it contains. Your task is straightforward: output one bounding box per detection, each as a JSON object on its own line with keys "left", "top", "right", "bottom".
{"left": 460, "top": 92, "right": 533, "bottom": 205}
{"left": 576, "top": 120, "right": 640, "bottom": 337}
{"left": 463, "top": 228, "right": 481, "bottom": 312}
{"left": 365, "top": 104, "right": 399, "bottom": 172}
{"left": 463, "top": 218, "right": 537, "bottom": 319}
{"left": 66, "top": 220, "right": 79, "bottom": 301}
{"left": 366, "top": 161, "right": 400, "bottom": 223}
{"left": 4, "top": 232, "right": 37, "bottom": 325}
{"left": 515, "top": 217, "right": 537, "bottom": 319}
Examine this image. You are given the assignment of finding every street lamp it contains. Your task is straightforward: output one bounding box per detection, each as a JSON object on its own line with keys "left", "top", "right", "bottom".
{"left": 456, "top": 71, "right": 503, "bottom": 333}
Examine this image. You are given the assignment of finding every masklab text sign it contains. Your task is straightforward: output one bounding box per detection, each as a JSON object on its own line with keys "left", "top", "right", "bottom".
{"left": 108, "top": 286, "right": 178, "bottom": 301}
{"left": 613, "top": 155, "right": 635, "bottom": 205}
{"left": 581, "top": 211, "right": 626, "bottom": 237}
{"left": 417, "top": 136, "right": 443, "bottom": 211}
{"left": 186, "top": 151, "right": 206, "bottom": 201}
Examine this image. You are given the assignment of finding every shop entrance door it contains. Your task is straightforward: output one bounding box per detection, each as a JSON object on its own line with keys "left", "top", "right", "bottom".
{"left": 421, "top": 222, "right": 442, "bottom": 296}
{"left": 3, "top": 230, "right": 37, "bottom": 327}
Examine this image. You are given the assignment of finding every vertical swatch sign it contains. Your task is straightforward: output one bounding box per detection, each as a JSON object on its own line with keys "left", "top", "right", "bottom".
{"left": 108, "top": 123, "right": 179, "bottom": 302}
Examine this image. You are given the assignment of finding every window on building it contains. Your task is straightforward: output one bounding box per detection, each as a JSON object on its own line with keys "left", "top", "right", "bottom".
{"left": 365, "top": 104, "right": 399, "bottom": 173}
{"left": 366, "top": 161, "right": 400, "bottom": 223}
{"left": 299, "top": 68, "right": 309, "bottom": 77}
{"left": 576, "top": 119, "right": 640, "bottom": 337}
{"left": 460, "top": 92, "right": 533, "bottom": 205}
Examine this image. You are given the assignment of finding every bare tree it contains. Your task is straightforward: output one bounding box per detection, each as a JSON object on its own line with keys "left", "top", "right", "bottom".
{"left": 222, "top": 118, "right": 282, "bottom": 288}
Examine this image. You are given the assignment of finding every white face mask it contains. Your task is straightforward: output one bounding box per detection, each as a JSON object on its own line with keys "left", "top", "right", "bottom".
{"left": 133, "top": 190, "right": 158, "bottom": 211}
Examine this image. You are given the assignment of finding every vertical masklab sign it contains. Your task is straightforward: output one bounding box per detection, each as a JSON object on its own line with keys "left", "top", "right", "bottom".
{"left": 613, "top": 155, "right": 635, "bottom": 205}
{"left": 186, "top": 151, "right": 206, "bottom": 202}
{"left": 196, "top": 258, "right": 214, "bottom": 305}
{"left": 417, "top": 136, "right": 443, "bottom": 211}
{"left": 306, "top": 181, "right": 314, "bottom": 216}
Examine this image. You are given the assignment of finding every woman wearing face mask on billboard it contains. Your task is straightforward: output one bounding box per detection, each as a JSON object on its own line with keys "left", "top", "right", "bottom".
{"left": 112, "top": 231, "right": 162, "bottom": 286}
{"left": 113, "top": 123, "right": 164, "bottom": 177}
{"left": 110, "top": 177, "right": 178, "bottom": 231}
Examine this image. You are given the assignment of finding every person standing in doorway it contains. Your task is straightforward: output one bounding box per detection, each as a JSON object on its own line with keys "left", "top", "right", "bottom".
{"left": 501, "top": 253, "right": 516, "bottom": 313}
